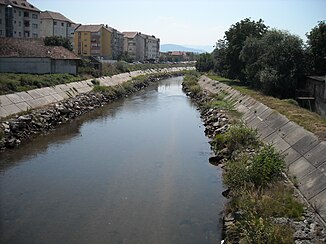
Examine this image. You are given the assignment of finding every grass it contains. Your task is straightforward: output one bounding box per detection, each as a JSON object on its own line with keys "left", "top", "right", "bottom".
{"left": 0, "top": 73, "right": 84, "bottom": 95}
{"left": 220, "top": 125, "right": 304, "bottom": 243}
{"left": 185, "top": 73, "right": 305, "bottom": 242}
{"left": 0, "top": 63, "right": 194, "bottom": 95}
{"left": 208, "top": 75, "right": 326, "bottom": 140}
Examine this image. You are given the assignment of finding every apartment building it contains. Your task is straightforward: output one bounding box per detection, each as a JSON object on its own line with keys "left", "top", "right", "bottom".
{"left": 74, "top": 24, "right": 113, "bottom": 59}
{"left": 123, "top": 32, "right": 145, "bottom": 62}
{"left": 142, "top": 34, "right": 160, "bottom": 62}
{"left": 106, "top": 26, "right": 124, "bottom": 60}
{"left": 123, "top": 32, "right": 160, "bottom": 62}
{"left": 40, "top": 10, "right": 75, "bottom": 44}
{"left": 0, "top": 0, "right": 40, "bottom": 38}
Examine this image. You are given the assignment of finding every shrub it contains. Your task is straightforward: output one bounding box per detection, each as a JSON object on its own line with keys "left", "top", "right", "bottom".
{"left": 224, "top": 124, "right": 259, "bottom": 155}
{"left": 249, "top": 145, "right": 285, "bottom": 187}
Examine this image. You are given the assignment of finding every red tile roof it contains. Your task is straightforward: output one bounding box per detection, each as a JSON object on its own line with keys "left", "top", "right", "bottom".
{"left": 0, "top": 37, "right": 80, "bottom": 60}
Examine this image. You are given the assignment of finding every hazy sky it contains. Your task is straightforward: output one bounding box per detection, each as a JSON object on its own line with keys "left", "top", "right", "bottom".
{"left": 32, "top": 0, "right": 325, "bottom": 50}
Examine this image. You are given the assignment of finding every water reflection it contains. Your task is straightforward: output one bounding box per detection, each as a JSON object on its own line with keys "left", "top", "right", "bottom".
{"left": 0, "top": 76, "right": 225, "bottom": 244}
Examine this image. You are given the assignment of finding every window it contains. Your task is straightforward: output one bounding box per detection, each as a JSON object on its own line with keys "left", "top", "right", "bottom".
{"left": 32, "top": 23, "right": 38, "bottom": 29}
{"left": 19, "top": 21, "right": 21, "bottom": 26}
{"left": 24, "top": 11, "right": 29, "bottom": 18}
{"left": 14, "top": 20, "right": 16, "bottom": 24}
{"left": 24, "top": 20, "right": 30, "bottom": 27}
{"left": 0, "top": 19, "right": 2, "bottom": 25}
{"left": 19, "top": 11, "right": 21, "bottom": 17}
{"left": 68, "top": 23, "right": 71, "bottom": 27}
{"left": 32, "top": 33, "right": 38, "bottom": 38}
{"left": 24, "top": 31, "right": 30, "bottom": 37}
{"left": 61, "top": 22, "right": 64, "bottom": 27}
{"left": 19, "top": 32, "right": 21, "bottom": 37}
{"left": 32, "top": 14, "right": 38, "bottom": 19}
{"left": 0, "top": 30, "right": 2, "bottom": 36}
{"left": 54, "top": 21, "right": 57, "bottom": 25}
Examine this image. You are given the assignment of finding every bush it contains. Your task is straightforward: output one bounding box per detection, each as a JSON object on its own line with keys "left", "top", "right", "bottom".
{"left": 249, "top": 145, "right": 285, "bottom": 187}
{"left": 224, "top": 124, "right": 259, "bottom": 155}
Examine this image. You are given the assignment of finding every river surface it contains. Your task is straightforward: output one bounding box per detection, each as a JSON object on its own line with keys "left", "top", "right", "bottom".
{"left": 0, "top": 76, "right": 225, "bottom": 244}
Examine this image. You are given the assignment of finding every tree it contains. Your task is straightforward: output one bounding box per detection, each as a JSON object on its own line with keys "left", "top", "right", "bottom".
{"left": 306, "top": 21, "right": 326, "bottom": 75}
{"left": 195, "top": 53, "right": 214, "bottom": 72}
{"left": 223, "top": 18, "right": 268, "bottom": 80}
{"left": 44, "top": 36, "right": 73, "bottom": 51}
{"left": 212, "top": 39, "right": 228, "bottom": 77}
{"left": 240, "top": 30, "right": 305, "bottom": 98}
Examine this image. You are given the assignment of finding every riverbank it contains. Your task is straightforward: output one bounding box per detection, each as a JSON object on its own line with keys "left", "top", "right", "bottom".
{"left": 182, "top": 73, "right": 326, "bottom": 243}
{"left": 0, "top": 72, "right": 187, "bottom": 151}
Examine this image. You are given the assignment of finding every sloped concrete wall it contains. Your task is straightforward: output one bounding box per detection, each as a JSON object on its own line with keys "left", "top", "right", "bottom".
{"left": 199, "top": 76, "right": 326, "bottom": 224}
{"left": 0, "top": 67, "right": 194, "bottom": 119}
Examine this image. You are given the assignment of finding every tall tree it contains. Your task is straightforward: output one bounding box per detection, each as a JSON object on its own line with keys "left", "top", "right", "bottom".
{"left": 196, "top": 53, "right": 214, "bottom": 72}
{"left": 223, "top": 18, "right": 268, "bottom": 80}
{"left": 306, "top": 21, "right": 326, "bottom": 75}
{"left": 241, "top": 30, "right": 305, "bottom": 98}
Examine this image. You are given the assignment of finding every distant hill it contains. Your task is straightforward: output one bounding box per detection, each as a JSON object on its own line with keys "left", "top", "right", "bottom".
{"left": 160, "top": 44, "right": 208, "bottom": 53}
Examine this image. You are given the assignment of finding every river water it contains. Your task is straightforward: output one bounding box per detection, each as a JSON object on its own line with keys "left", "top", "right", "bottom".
{"left": 0, "top": 76, "right": 225, "bottom": 244}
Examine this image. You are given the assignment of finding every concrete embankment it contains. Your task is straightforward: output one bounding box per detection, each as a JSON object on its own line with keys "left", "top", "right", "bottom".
{"left": 0, "top": 67, "right": 194, "bottom": 119}
{"left": 199, "top": 75, "right": 326, "bottom": 225}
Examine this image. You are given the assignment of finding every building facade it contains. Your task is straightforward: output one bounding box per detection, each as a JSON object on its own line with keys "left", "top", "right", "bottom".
{"left": 123, "top": 32, "right": 145, "bottom": 62}
{"left": 106, "top": 26, "right": 123, "bottom": 60}
{"left": 123, "top": 32, "right": 160, "bottom": 62}
{"left": 40, "top": 10, "right": 75, "bottom": 44}
{"left": 74, "top": 24, "right": 113, "bottom": 59}
{"left": 0, "top": 0, "right": 40, "bottom": 38}
{"left": 142, "top": 34, "right": 160, "bottom": 62}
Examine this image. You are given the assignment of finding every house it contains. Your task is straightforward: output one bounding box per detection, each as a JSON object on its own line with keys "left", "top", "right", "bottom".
{"left": 141, "top": 34, "right": 160, "bottom": 62}
{"left": 123, "top": 32, "right": 145, "bottom": 62}
{"left": 40, "top": 10, "right": 76, "bottom": 44}
{"left": 0, "top": 0, "right": 40, "bottom": 38}
{"left": 106, "top": 26, "right": 124, "bottom": 60}
{"left": 74, "top": 24, "right": 113, "bottom": 59}
{"left": 302, "top": 76, "right": 326, "bottom": 116}
{"left": 0, "top": 37, "right": 80, "bottom": 75}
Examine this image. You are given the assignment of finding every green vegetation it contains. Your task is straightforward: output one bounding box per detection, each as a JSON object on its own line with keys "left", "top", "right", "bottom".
{"left": 212, "top": 124, "right": 259, "bottom": 158}
{"left": 197, "top": 18, "right": 326, "bottom": 99}
{"left": 217, "top": 125, "right": 304, "bottom": 243}
{"left": 184, "top": 56, "right": 305, "bottom": 243}
{"left": 44, "top": 36, "right": 73, "bottom": 51}
{"left": 0, "top": 62, "right": 194, "bottom": 95}
{"left": 182, "top": 71, "right": 202, "bottom": 95}
{"left": 0, "top": 73, "right": 83, "bottom": 95}
{"left": 208, "top": 75, "right": 326, "bottom": 139}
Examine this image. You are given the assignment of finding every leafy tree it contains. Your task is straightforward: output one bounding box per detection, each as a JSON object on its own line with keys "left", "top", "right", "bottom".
{"left": 44, "top": 36, "right": 73, "bottom": 51}
{"left": 212, "top": 39, "right": 228, "bottom": 77}
{"left": 306, "top": 21, "right": 326, "bottom": 75}
{"left": 223, "top": 18, "right": 268, "bottom": 80}
{"left": 240, "top": 30, "right": 305, "bottom": 98}
{"left": 195, "top": 53, "right": 214, "bottom": 72}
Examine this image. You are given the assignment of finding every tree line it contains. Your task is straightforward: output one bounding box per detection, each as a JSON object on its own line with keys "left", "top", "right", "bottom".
{"left": 196, "top": 18, "right": 326, "bottom": 99}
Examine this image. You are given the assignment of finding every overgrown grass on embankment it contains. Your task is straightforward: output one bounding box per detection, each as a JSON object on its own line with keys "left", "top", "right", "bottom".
{"left": 0, "top": 73, "right": 84, "bottom": 95}
{"left": 0, "top": 63, "right": 194, "bottom": 95}
{"left": 183, "top": 72, "right": 305, "bottom": 243}
{"left": 208, "top": 75, "right": 326, "bottom": 140}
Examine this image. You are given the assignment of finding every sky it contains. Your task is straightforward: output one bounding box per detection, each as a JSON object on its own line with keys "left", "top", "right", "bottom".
{"left": 31, "top": 0, "right": 325, "bottom": 52}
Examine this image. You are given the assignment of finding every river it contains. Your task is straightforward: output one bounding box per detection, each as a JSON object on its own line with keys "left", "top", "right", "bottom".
{"left": 0, "top": 76, "right": 225, "bottom": 244}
